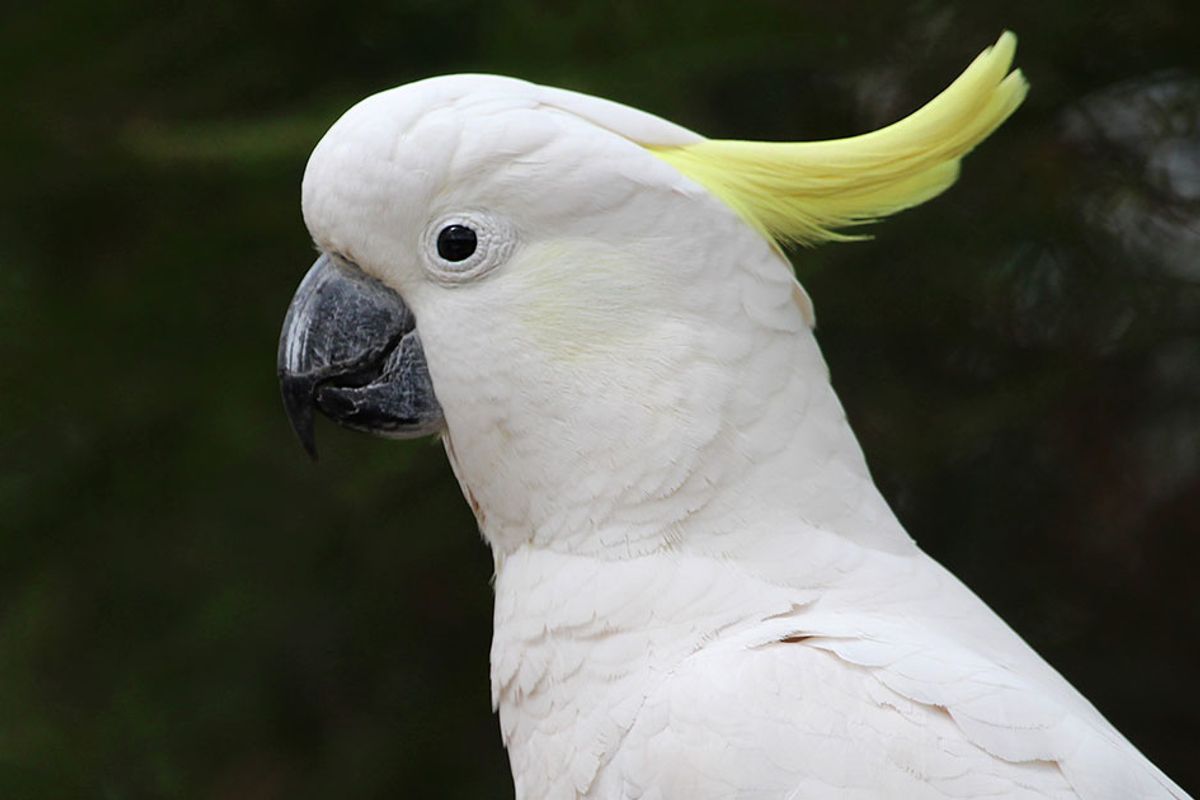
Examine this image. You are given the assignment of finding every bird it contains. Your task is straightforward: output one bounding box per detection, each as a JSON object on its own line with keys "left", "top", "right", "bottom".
{"left": 277, "top": 32, "right": 1191, "bottom": 800}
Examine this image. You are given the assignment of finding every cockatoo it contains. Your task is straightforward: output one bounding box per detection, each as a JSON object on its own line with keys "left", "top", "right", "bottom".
{"left": 278, "top": 32, "right": 1191, "bottom": 800}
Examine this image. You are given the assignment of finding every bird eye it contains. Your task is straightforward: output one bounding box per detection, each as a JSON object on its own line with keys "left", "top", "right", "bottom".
{"left": 423, "top": 211, "right": 515, "bottom": 285}
{"left": 436, "top": 225, "right": 478, "bottom": 262}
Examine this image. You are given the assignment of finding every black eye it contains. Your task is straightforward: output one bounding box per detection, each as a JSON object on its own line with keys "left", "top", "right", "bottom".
{"left": 436, "top": 225, "right": 478, "bottom": 262}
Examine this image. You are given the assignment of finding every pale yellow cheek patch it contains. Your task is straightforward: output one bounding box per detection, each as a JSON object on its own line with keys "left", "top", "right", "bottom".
{"left": 508, "top": 240, "right": 666, "bottom": 361}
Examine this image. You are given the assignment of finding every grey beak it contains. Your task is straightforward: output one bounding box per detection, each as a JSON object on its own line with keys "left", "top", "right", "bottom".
{"left": 278, "top": 253, "right": 444, "bottom": 459}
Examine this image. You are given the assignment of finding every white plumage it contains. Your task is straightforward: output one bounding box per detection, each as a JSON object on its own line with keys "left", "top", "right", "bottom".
{"left": 299, "top": 34, "right": 1191, "bottom": 800}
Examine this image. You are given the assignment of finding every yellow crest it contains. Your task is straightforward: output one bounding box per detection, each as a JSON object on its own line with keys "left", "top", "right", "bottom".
{"left": 649, "top": 32, "right": 1027, "bottom": 247}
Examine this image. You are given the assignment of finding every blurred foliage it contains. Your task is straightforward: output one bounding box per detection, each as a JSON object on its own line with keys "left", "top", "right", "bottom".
{"left": 2, "top": 1, "right": 1199, "bottom": 798}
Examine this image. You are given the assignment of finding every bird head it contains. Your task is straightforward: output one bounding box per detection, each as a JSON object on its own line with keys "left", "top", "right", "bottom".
{"left": 279, "top": 34, "right": 1025, "bottom": 554}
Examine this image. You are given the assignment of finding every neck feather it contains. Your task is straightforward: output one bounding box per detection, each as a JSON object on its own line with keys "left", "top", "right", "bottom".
{"left": 438, "top": 266, "right": 910, "bottom": 559}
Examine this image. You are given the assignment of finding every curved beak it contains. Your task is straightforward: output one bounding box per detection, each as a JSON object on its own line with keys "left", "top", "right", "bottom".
{"left": 277, "top": 253, "right": 444, "bottom": 459}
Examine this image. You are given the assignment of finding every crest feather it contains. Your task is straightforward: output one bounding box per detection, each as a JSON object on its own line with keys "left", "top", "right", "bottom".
{"left": 649, "top": 32, "right": 1028, "bottom": 247}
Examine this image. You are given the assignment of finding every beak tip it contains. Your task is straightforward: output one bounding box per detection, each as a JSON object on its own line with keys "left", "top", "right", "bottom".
{"left": 299, "top": 431, "right": 320, "bottom": 462}
{"left": 289, "top": 408, "right": 321, "bottom": 462}
{"left": 280, "top": 372, "right": 320, "bottom": 462}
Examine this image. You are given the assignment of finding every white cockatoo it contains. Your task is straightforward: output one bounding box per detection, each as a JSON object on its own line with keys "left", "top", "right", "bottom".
{"left": 278, "top": 32, "right": 1191, "bottom": 800}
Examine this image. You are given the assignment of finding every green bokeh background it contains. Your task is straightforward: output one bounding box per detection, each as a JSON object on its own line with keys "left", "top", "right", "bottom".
{"left": 3, "top": 2, "right": 1198, "bottom": 797}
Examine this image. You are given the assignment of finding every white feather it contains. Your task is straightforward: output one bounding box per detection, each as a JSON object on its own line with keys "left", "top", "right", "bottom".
{"left": 299, "top": 68, "right": 1192, "bottom": 800}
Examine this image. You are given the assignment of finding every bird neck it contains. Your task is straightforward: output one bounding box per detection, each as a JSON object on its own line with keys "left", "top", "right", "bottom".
{"left": 439, "top": 277, "right": 911, "bottom": 562}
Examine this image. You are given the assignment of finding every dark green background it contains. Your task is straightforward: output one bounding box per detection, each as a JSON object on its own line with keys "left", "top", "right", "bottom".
{"left": 3, "top": 1, "right": 1198, "bottom": 797}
